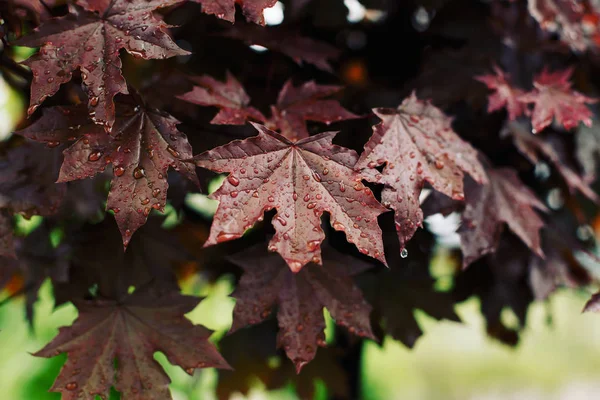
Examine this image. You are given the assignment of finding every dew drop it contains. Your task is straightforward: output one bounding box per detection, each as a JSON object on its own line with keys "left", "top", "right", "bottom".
{"left": 114, "top": 166, "right": 125, "bottom": 177}
{"left": 66, "top": 382, "right": 78, "bottom": 391}
{"left": 89, "top": 96, "right": 99, "bottom": 107}
{"left": 152, "top": 188, "right": 161, "bottom": 197}
{"left": 230, "top": 191, "right": 238, "bottom": 198}
{"left": 400, "top": 248, "right": 408, "bottom": 258}
{"left": 227, "top": 175, "right": 240, "bottom": 187}
{"left": 166, "top": 146, "right": 180, "bottom": 158}
{"left": 268, "top": 196, "right": 275, "bottom": 202}
{"left": 88, "top": 151, "right": 102, "bottom": 161}
{"left": 133, "top": 166, "right": 145, "bottom": 179}
{"left": 307, "top": 202, "right": 316, "bottom": 209}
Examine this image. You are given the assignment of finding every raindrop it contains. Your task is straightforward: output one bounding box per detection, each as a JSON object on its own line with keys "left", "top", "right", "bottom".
{"left": 152, "top": 188, "right": 161, "bottom": 197}
{"left": 88, "top": 151, "right": 102, "bottom": 161}
{"left": 227, "top": 175, "right": 240, "bottom": 186}
{"left": 166, "top": 146, "right": 180, "bottom": 158}
{"left": 66, "top": 382, "right": 78, "bottom": 391}
{"left": 577, "top": 224, "right": 595, "bottom": 241}
{"left": 114, "top": 166, "right": 125, "bottom": 177}
{"left": 400, "top": 248, "right": 408, "bottom": 258}
{"left": 133, "top": 166, "right": 145, "bottom": 179}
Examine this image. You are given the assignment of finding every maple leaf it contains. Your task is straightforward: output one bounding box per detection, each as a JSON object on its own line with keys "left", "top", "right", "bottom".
{"left": 192, "top": 0, "right": 277, "bottom": 24}
{"left": 177, "top": 72, "right": 267, "bottom": 125}
{"left": 218, "top": 323, "right": 350, "bottom": 400}
{"left": 0, "top": 211, "right": 13, "bottom": 258}
{"left": 228, "top": 244, "right": 374, "bottom": 372}
{"left": 222, "top": 24, "right": 341, "bottom": 72}
{"left": 519, "top": 67, "right": 596, "bottom": 132}
{"left": 179, "top": 74, "right": 358, "bottom": 141}
{"left": 265, "top": 80, "right": 359, "bottom": 141}
{"left": 355, "top": 92, "right": 487, "bottom": 252}
{"left": 502, "top": 120, "right": 599, "bottom": 202}
{"left": 35, "top": 285, "right": 230, "bottom": 400}
{"left": 0, "top": 142, "right": 66, "bottom": 257}
{"left": 527, "top": 0, "right": 600, "bottom": 52}
{"left": 459, "top": 168, "right": 548, "bottom": 268}
{"left": 454, "top": 234, "right": 535, "bottom": 346}
{"left": 193, "top": 123, "right": 387, "bottom": 271}
{"left": 14, "top": 1, "right": 189, "bottom": 130}
{"left": 475, "top": 65, "right": 527, "bottom": 121}
{"left": 17, "top": 98, "right": 199, "bottom": 247}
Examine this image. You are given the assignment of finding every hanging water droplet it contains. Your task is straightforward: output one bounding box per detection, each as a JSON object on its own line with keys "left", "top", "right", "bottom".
{"left": 400, "top": 248, "right": 408, "bottom": 258}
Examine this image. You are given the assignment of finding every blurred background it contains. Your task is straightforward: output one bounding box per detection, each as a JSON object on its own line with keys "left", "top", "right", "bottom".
{"left": 3, "top": 0, "right": 600, "bottom": 399}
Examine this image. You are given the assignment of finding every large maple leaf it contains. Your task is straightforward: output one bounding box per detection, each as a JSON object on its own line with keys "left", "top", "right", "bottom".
{"left": 228, "top": 244, "right": 374, "bottom": 372}
{"left": 355, "top": 92, "right": 487, "bottom": 252}
{"left": 193, "top": 123, "right": 387, "bottom": 271}
{"left": 15, "top": 1, "right": 189, "bottom": 130}
{"left": 193, "top": 0, "right": 277, "bottom": 25}
{"left": 459, "top": 168, "right": 548, "bottom": 268}
{"left": 17, "top": 98, "right": 198, "bottom": 247}
{"left": 35, "top": 286, "right": 230, "bottom": 400}
{"left": 519, "top": 67, "right": 596, "bottom": 132}
{"left": 475, "top": 65, "right": 527, "bottom": 121}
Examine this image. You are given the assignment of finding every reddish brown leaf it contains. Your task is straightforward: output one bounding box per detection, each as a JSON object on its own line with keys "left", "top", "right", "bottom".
{"left": 194, "top": 123, "right": 387, "bottom": 271}
{"left": 266, "top": 80, "right": 359, "bottom": 141}
{"left": 15, "top": 1, "right": 189, "bottom": 130}
{"left": 177, "top": 72, "right": 266, "bottom": 125}
{"left": 503, "top": 120, "right": 599, "bottom": 202}
{"left": 17, "top": 99, "right": 198, "bottom": 247}
{"left": 0, "top": 143, "right": 66, "bottom": 257}
{"left": 35, "top": 286, "right": 230, "bottom": 400}
{"left": 192, "top": 0, "right": 277, "bottom": 24}
{"left": 459, "top": 168, "right": 547, "bottom": 268}
{"left": 355, "top": 92, "right": 487, "bottom": 252}
{"left": 528, "top": 0, "right": 600, "bottom": 52}
{"left": 519, "top": 67, "right": 596, "bottom": 132}
{"left": 228, "top": 244, "right": 374, "bottom": 372}
{"left": 475, "top": 65, "right": 527, "bottom": 121}
{"left": 0, "top": 211, "right": 14, "bottom": 258}
{"left": 222, "top": 24, "right": 341, "bottom": 72}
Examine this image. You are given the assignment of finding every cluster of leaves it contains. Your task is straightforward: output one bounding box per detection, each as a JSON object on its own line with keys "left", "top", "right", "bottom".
{"left": 2, "top": 0, "right": 600, "bottom": 398}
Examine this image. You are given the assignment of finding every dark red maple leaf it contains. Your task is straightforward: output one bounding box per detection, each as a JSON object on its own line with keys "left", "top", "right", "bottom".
{"left": 193, "top": 123, "right": 387, "bottom": 271}
{"left": 0, "top": 142, "right": 66, "bottom": 257}
{"left": 265, "top": 80, "right": 359, "bottom": 141}
{"left": 355, "top": 92, "right": 487, "bottom": 253}
{"left": 218, "top": 322, "right": 350, "bottom": 400}
{"left": 177, "top": 72, "right": 267, "bottom": 125}
{"left": 17, "top": 97, "right": 198, "bottom": 247}
{"left": 454, "top": 234, "right": 535, "bottom": 346}
{"left": 459, "top": 168, "right": 548, "bottom": 268}
{"left": 222, "top": 24, "right": 341, "bottom": 72}
{"left": 475, "top": 65, "right": 527, "bottom": 121}
{"left": 179, "top": 74, "right": 357, "bottom": 140}
{"left": 14, "top": 0, "right": 189, "bottom": 130}
{"left": 502, "top": 120, "right": 599, "bottom": 202}
{"left": 35, "top": 285, "right": 230, "bottom": 400}
{"left": 193, "top": 0, "right": 277, "bottom": 24}
{"left": 519, "top": 67, "right": 596, "bottom": 132}
{"left": 228, "top": 244, "right": 374, "bottom": 372}
{"left": 528, "top": 0, "right": 600, "bottom": 52}
{"left": 0, "top": 211, "right": 13, "bottom": 258}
